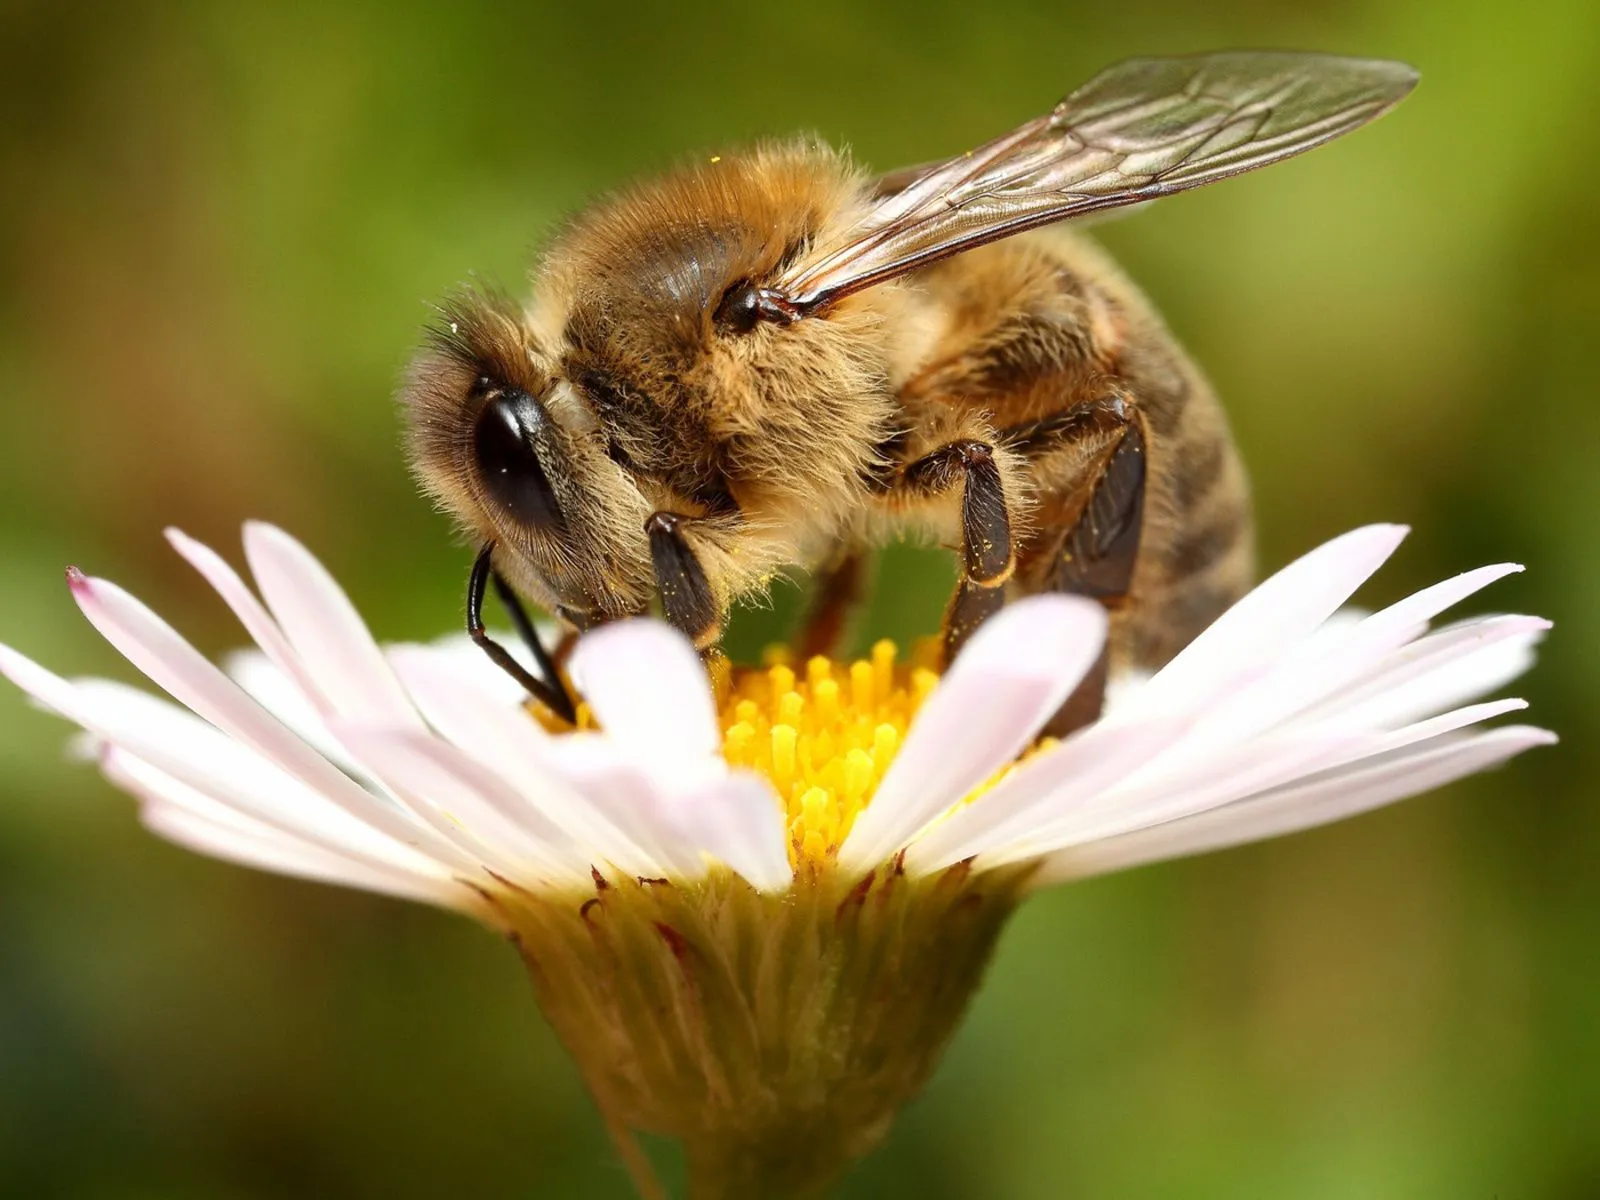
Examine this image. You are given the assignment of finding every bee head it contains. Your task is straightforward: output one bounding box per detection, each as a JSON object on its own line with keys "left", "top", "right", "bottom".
{"left": 400, "top": 292, "right": 656, "bottom": 624}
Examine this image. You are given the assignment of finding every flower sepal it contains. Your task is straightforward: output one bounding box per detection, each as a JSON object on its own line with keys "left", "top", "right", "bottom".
{"left": 486, "top": 861, "right": 1036, "bottom": 1197}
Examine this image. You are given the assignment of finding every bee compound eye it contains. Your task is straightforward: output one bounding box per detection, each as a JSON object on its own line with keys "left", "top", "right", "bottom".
{"left": 714, "top": 281, "right": 762, "bottom": 335}
{"left": 473, "top": 391, "right": 563, "bottom": 531}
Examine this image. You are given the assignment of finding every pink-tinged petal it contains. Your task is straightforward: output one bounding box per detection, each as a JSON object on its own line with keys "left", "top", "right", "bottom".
{"left": 838, "top": 596, "right": 1107, "bottom": 873}
{"left": 0, "top": 648, "right": 447, "bottom": 879}
{"left": 61, "top": 573, "right": 478, "bottom": 872}
{"left": 164, "top": 528, "right": 325, "bottom": 712}
{"left": 241, "top": 522, "right": 423, "bottom": 730}
{"left": 1035, "top": 726, "right": 1556, "bottom": 884}
{"left": 567, "top": 620, "right": 722, "bottom": 788}
{"left": 331, "top": 724, "right": 587, "bottom": 886}
{"left": 387, "top": 644, "right": 552, "bottom": 768}
{"left": 222, "top": 650, "right": 369, "bottom": 776}
{"left": 389, "top": 645, "right": 654, "bottom": 866}
{"left": 414, "top": 631, "right": 543, "bottom": 707}
{"left": 902, "top": 716, "right": 1188, "bottom": 875}
{"left": 540, "top": 734, "right": 703, "bottom": 880}
{"left": 669, "top": 772, "right": 792, "bottom": 892}
{"left": 105, "top": 748, "right": 466, "bottom": 907}
{"left": 1131, "top": 524, "right": 1409, "bottom": 713}
{"left": 71, "top": 677, "right": 401, "bottom": 858}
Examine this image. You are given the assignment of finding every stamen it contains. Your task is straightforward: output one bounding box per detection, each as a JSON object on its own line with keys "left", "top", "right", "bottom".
{"left": 715, "top": 641, "right": 938, "bottom": 869}
{"left": 544, "top": 637, "right": 1034, "bottom": 871}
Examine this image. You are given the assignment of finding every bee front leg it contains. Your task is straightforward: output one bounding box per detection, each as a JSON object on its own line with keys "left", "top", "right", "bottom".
{"left": 645, "top": 512, "right": 722, "bottom": 650}
{"left": 898, "top": 439, "right": 1017, "bottom": 662}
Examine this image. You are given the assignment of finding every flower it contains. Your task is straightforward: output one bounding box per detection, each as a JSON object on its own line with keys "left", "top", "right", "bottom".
{"left": 0, "top": 521, "right": 1552, "bottom": 1197}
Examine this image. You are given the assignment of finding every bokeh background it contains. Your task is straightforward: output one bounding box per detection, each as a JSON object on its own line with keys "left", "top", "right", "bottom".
{"left": 2, "top": 0, "right": 1596, "bottom": 1195}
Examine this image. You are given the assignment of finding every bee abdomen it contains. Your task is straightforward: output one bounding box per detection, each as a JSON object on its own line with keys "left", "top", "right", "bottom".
{"left": 1125, "top": 383, "right": 1254, "bottom": 668}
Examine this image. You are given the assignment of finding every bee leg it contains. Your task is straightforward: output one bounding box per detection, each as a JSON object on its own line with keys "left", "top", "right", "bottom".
{"left": 900, "top": 439, "right": 1015, "bottom": 661}
{"left": 944, "top": 575, "right": 1009, "bottom": 661}
{"left": 467, "top": 544, "right": 578, "bottom": 724}
{"left": 1044, "top": 408, "right": 1147, "bottom": 736}
{"left": 645, "top": 512, "right": 722, "bottom": 650}
{"left": 797, "top": 551, "right": 868, "bottom": 659}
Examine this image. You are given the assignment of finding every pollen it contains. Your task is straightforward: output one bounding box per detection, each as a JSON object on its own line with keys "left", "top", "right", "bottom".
{"left": 547, "top": 637, "right": 1039, "bottom": 870}
{"left": 715, "top": 640, "right": 940, "bottom": 869}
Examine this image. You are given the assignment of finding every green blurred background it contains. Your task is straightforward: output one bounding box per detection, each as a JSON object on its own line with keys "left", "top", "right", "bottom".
{"left": 2, "top": 0, "right": 1596, "bottom": 1195}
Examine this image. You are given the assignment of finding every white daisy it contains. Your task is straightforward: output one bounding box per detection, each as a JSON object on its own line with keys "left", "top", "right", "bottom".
{"left": 0, "top": 521, "right": 1551, "bottom": 1198}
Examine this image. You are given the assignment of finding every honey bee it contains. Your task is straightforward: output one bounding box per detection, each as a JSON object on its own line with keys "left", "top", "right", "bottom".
{"left": 403, "top": 51, "right": 1416, "bottom": 728}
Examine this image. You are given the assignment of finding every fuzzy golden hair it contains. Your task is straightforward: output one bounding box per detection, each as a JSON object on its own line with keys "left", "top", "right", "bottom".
{"left": 403, "top": 140, "right": 929, "bottom": 620}
{"left": 401, "top": 136, "right": 1249, "bottom": 663}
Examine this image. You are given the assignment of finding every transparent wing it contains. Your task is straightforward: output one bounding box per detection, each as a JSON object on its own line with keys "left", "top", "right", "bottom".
{"left": 778, "top": 52, "right": 1418, "bottom": 310}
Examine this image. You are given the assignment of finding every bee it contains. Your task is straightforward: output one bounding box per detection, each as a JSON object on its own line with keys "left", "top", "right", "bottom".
{"left": 402, "top": 51, "right": 1416, "bottom": 728}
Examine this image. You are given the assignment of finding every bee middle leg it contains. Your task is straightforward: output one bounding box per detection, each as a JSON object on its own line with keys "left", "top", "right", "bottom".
{"left": 896, "top": 438, "right": 1017, "bottom": 662}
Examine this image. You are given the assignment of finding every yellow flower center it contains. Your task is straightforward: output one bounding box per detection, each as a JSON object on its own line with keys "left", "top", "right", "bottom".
{"left": 713, "top": 640, "right": 939, "bottom": 869}
{"left": 547, "top": 639, "right": 1042, "bottom": 872}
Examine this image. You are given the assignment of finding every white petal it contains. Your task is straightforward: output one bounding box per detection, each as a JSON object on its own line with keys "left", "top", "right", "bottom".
{"left": 222, "top": 649, "right": 367, "bottom": 774}
{"left": 0, "top": 649, "right": 447, "bottom": 878}
{"left": 980, "top": 730, "right": 1369, "bottom": 869}
{"left": 60, "top": 574, "right": 476, "bottom": 871}
{"left": 332, "top": 724, "right": 587, "bottom": 886}
{"left": 1173, "top": 564, "right": 1526, "bottom": 748}
{"left": 10, "top": 659, "right": 457, "bottom": 896}
{"left": 902, "top": 716, "right": 1188, "bottom": 875}
{"left": 387, "top": 643, "right": 553, "bottom": 769}
{"left": 1350, "top": 563, "right": 1522, "bottom": 638}
{"left": 412, "top": 630, "right": 550, "bottom": 704}
{"left": 73, "top": 676, "right": 398, "bottom": 858}
{"left": 838, "top": 596, "right": 1107, "bottom": 873}
{"left": 105, "top": 748, "right": 465, "bottom": 906}
{"left": 1130, "top": 524, "right": 1408, "bottom": 714}
{"left": 241, "top": 522, "right": 423, "bottom": 729}
{"left": 945, "top": 696, "right": 1519, "bottom": 878}
{"left": 1294, "top": 615, "right": 1548, "bottom": 731}
{"left": 389, "top": 645, "right": 658, "bottom": 868}
{"left": 567, "top": 620, "right": 722, "bottom": 788}
{"left": 539, "top": 733, "right": 702, "bottom": 880}
{"left": 669, "top": 772, "right": 792, "bottom": 892}
{"left": 1035, "top": 726, "right": 1556, "bottom": 884}
{"left": 1312, "top": 698, "right": 1528, "bottom": 773}
{"left": 165, "top": 528, "right": 325, "bottom": 709}
{"left": 418, "top": 630, "right": 552, "bottom": 707}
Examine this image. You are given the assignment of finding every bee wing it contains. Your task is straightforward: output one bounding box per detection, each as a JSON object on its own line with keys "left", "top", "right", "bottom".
{"left": 780, "top": 52, "right": 1417, "bottom": 310}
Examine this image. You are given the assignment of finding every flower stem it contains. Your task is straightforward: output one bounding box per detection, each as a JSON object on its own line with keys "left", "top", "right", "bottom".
{"left": 685, "top": 1135, "right": 850, "bottom": 1200}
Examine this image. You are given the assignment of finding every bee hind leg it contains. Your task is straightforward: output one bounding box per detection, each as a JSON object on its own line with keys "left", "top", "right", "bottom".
{"left": 1043, "top": 406, "right": 1147, "bottom": 736}
{"left": 898, "top": 438, "right": 1016, "bottom": 662}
